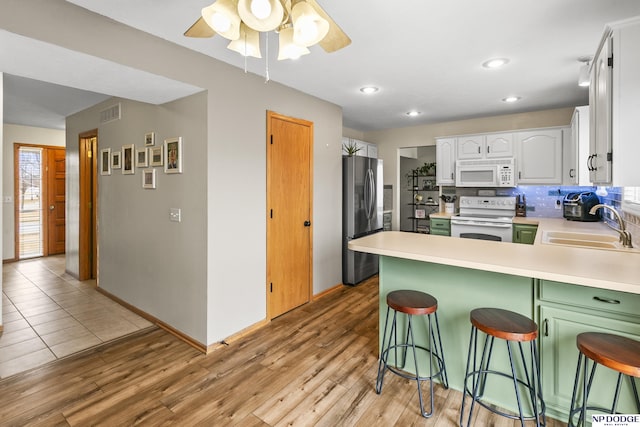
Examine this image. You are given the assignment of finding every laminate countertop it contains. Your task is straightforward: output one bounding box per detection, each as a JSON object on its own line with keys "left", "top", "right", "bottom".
{"left": 348, "top": 218, "right": 640, "bottom": 295}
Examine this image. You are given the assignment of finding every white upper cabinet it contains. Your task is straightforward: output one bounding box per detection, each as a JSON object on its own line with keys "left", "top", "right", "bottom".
{"left": 456, "top": 133, "right": 513, "bottom": 160}
{"left": 564, "top": 106, "right": 590, "bottom": 185}
{"left": 516, "top": 129, "right": 563, "bottom": 184}
{"left": 589, "top": 16, "right": 640, "bottom": 185}
{"left": 436, "top": 138, "right": 456, "bottom": 185}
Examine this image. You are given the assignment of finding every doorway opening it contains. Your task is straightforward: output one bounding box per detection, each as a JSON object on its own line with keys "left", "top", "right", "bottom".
{"left": 79, "top": 131, "right": 98, "bottom": 280}
{"left": 14, "top": 144, "right": 67, "bottom": 259}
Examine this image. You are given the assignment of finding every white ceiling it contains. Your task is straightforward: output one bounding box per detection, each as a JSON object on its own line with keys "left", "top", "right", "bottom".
{"left": 5, "top": 1, "right": 640, "bottom": 131}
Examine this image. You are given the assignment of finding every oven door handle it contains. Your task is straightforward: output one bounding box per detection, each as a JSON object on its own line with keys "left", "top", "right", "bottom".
{"left": 451, "top": 220, "right": 512, "bottom": 228}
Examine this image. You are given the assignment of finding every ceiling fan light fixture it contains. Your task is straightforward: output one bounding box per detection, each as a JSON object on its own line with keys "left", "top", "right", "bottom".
{"left": 406, "top": 111, "right": 421, "bottom": 117}
{"left": 238, "top": 0, "right": 284, "bottom": 32}
{"left": 292, "top": 1, "right": 329, "bottom": 47}
{"left": 227, "top": 23, "right": 262, "bottom": 58}
{"left": 202, "top": 0, "right": 241, "bottom": 40}
{"left": 278, "top": 25, "right": 310, "bottom": 60}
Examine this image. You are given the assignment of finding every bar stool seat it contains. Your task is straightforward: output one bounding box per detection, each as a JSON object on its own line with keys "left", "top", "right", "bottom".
{"left": 460, "top": 308, "right": 545, "bottom": 427}
{"left": 568, "top": 332, "right": 640, "bottom": 426}
{"left": 376, "top": 290, "right": 448, "bottom": 418}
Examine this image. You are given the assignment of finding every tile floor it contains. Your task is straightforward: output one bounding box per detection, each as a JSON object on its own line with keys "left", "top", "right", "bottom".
{"left": 0, "top": 255, "right": 154, "bottom": 379}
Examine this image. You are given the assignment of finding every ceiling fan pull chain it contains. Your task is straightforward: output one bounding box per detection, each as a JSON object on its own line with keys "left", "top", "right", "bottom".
{"left": 265, "top": 31, "right": 270, "bottom": 82}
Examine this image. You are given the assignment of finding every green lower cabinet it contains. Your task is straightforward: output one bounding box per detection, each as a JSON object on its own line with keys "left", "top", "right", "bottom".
{"left": 513, "top": 224, "right": 537, "bottom": 244}
{"left": 538, "top": 282, "right": 640, "bottom": 421}
{"left": 430, "top": 218, "right": 450, "bottom": 236}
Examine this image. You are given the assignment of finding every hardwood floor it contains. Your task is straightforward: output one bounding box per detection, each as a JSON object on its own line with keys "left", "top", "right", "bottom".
{"left": 0, "top": 276, "right": 565, "bottom": 426}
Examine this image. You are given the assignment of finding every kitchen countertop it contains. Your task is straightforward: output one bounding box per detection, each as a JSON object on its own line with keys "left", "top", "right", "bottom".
{"left": 349, "top": 218, "right": 640, "bottom": 295}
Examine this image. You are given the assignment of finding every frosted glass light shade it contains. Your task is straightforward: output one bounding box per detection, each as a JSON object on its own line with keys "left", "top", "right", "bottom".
{"left": 238, "top": 0, "right": 284, "bottom": 32}
{"left": 278, "top": 26, "right": 310, "bottom": 60}
{"left": 202, "top": 0, "right": 241, "bottom": 41}
{"left": 227, "top": 23, "right": 262, "bottom": 58}
{"left": 291, "top": 1, "right": 329, "bottom": 47}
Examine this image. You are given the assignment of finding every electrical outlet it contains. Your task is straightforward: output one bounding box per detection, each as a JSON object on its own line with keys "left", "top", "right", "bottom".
{"left": 169, "top": 208, "right": 181, "bottom": 222}
{"left": 555, "top": 200, "right": 562, "bottom": 210}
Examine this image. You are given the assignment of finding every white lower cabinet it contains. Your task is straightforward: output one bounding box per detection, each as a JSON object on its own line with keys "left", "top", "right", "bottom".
{"left": 516, "top": 129, "right": 563, "bottom": 184}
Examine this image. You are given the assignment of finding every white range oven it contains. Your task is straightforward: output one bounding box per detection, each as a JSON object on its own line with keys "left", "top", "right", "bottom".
{"left": 450, "top": 196, "right": 516, "bottom": 242}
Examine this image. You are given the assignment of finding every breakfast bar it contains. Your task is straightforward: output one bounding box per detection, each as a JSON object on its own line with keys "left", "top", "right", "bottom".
{"left": 349, "top": 225, "right": 640, "bottom": 420}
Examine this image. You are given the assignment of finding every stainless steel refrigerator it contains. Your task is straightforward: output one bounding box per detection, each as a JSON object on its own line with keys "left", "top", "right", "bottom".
{"left": 342, "top": 156, "right": 383, "bottom": 285}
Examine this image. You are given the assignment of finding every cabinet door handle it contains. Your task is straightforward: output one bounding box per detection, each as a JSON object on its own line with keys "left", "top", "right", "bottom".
{"left": 543, "top": 318, "right": 549, "bottom": 337}
{"left": 593, "top": 296, "right": 620, "bottom": 304}
{"left": 569, "top": 168, "right": 575, "bottom": 178}
{"left": 478, "top": 147, "right": 481, "bottom": 154}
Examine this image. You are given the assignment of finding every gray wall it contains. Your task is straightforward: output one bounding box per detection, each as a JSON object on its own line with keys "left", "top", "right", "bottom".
{"left": 66, "top": 94, "right": 208, "bottom": 340}
{"left": 4, "top": 0, "right": 343, "bottom": 346}
{"left": 0, "top": 72, "right": 3, "bottom": 325}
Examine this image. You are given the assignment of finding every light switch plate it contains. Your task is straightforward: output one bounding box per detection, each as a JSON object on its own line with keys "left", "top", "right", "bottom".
{"left": 169, "top": 208, "right": 181, "bottom": 222}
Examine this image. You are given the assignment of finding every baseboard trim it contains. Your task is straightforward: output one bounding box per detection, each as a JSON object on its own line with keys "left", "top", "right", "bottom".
{"left": 96, "top": 287, "right": 207, "bottom": 354}
{"left": 96, "top": 281, "right": 347, "bottom": 355}
{"left": 3, "top": 258, "right": 18, "bottom": 264}
{"left": 312, "top": 283, "right": 344, "bottom": 301}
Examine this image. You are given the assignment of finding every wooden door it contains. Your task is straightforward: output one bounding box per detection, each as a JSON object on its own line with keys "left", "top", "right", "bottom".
{"left": 266, "top": 111, "right": 313, "bottom": 319}
{"left": 79, "top": 131, "right": 98, "bottom": 280}
{"left": 46, "top": 147, "right": 66, "bottom": 255}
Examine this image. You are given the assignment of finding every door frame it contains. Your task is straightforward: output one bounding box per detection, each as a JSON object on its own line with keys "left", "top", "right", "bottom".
{"left": 13, "top": 143, "right": 65, "bottom": 260}
{"left": 265, "top": 110, "right": 314, "bottom": 320}
{"left": 79, "top": 130, "right": 98, "bottom": 280}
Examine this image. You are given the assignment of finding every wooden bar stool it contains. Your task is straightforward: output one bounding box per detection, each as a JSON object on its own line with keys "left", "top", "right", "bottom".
{"left": 568, "top": 332, "right": 640, "bottom": 427}
{"left": 375, "top": 290, "right": 449, "bottom": 418}
{"left": 460, "top": 308, "right": 545, "bottom": 427}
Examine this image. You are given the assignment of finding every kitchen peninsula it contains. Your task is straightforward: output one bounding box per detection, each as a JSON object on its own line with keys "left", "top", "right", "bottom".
{"left": 349, "top": 222, "right": 640, "bottom": 420}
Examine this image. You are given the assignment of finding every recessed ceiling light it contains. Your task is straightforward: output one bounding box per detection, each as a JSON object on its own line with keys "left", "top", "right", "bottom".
{"left": 406, "top": 111, "right": 421, "bottom": 117}
{"left": 502, "top": 96, "right": 521, "bottom": 103}
{"left": 360, "top": 86, "right": 379, "bottom": 94}
{"left": 482, "top": 58, "right": 510, "bottom": 69}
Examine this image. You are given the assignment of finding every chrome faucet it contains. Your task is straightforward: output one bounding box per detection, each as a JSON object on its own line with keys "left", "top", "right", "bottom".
{"left": 589, "top": 204, "right": 633, "bottom": 248}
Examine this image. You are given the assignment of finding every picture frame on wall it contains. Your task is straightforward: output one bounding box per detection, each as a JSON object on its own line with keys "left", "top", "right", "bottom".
{"left": 150, "top": 146, "right": 163, "bottom": 167}
{"left": 122, "top": 144, "right": 135, "bottom": 175}
{"left": 145, "top": 132, "right": 155, "bottom": 146}
{"left": 136, "top": 148, "right": 148, "bottom": 167}
{"left": 142, "top": 169, "right": 156, "bottom": 189}
{"left": 164, "top": 137, "right": 182, "bottom": 174}
{"left": 111, "top": 151, "right": 121, "bottom": 169}
{"left": 100, "top": 148, "right": 111, "bottom": 176}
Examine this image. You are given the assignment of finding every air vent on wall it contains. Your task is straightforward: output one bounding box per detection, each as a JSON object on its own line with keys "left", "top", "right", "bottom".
{"left": 99, "top": 103, "right": 121, "bottom": 124}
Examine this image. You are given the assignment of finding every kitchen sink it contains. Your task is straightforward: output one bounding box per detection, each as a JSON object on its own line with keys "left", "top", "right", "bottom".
{"left": 541, "top": 230, "right": 621, "bottom": 250}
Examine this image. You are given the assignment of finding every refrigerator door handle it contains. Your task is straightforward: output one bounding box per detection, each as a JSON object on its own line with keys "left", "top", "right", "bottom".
{"left": 364, "top": 168, "right": 371, "bottom": 219}
{"left": 365, "top": 168, "right": 375, "bottom": 219}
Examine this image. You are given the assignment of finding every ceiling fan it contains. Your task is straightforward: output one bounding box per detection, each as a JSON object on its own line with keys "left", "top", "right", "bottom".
{"left": 184, "top": 0, "right": 351, "bottom": 60}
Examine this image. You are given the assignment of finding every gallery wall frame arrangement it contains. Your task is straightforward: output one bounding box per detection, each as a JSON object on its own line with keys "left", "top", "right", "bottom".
{"left": 100, "top": 148, "right": 111, "bottom": 176}
{"left": 164, "top": 137, "right": 182, "bottom": 174}
{"left": 122, "top": 144, "right": 135, "bottom": 175}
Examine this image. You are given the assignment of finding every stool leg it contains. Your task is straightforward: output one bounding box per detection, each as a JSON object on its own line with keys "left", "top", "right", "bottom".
{"left": 375, "top": 306, "right": 392, "bottom": 394}
{"left": 609, "top": 372, "right": 624, "bottom": 415}
{"left": 460, "top": 325, "right": 477, "bottom": 427}
{"left": 568, "top": 352, "right": 584, "bottom": 427}
{"left": 431, "top": 312, "right": 449, "bottom": 389}
{"left": 532, "top": 340, "right": 545, "bottom": 427}
{"left": 506, "top": 341, "right": 526, "bottom": 427}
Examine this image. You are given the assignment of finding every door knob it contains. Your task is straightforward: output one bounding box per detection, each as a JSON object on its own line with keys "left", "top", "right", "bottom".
{"left": 304, "top": 220, "right": 311, "bottom": 227}
{"left": 49, "top": 205, "right": 55, "bottom": 211}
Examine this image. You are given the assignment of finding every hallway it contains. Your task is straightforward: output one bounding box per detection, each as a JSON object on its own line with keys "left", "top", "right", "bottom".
{"left": 0, "top": 255, "right": 154, "bottom": 379}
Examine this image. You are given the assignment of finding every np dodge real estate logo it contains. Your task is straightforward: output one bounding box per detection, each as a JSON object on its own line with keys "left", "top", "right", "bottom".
{"left": 592, "top": 414, "right": 640, "bottom": 427}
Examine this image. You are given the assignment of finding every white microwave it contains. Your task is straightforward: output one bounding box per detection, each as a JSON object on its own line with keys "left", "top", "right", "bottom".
{"left": 456, "top": 158, "right": 516, "bottom": 187}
